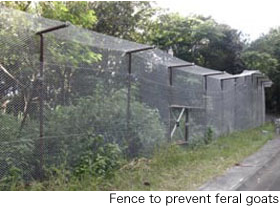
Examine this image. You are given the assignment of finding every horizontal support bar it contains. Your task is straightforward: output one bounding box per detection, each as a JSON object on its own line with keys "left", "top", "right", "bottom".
{"left": 255, "top": 76, "right": 269, "bottom": 80}
{"left": 251, "top": 73, "right": 263, "bottom": 77}
{"left": 203, "top": 72, "right": 225, "bottom": 91}
{"left": 220, "top": 76, "right": 239, "bottom": 81}
{"left": 220, "top": 77, "right": 239, "bottom": 90}
{"left": 168, "top": 63, "right": 195, "bottom": 69}
{"left": 125, "top": 46, "right": 155, "bottom": 54}
{"left": 251, "top": 73, "right": 263, "bottom": 83}
{"left": 169, "top": 105, "right": 204, "bottom": 109}
{"left": 168, "top": 63, "right": 195, "bottom": 86}
{"left": 256, "top": 76, "right": 271, "bottom": 85}
{"left": 202, "top": 72, "right": 224, "bottom": 77}
{"left": 263, "top": 81, "right": 273, "bottom": 87}
{"left": 36, "top": 23, "right": 70, "bottom": 35}
{"left": 259, "top": 79, "right": 272, "bottom": 83}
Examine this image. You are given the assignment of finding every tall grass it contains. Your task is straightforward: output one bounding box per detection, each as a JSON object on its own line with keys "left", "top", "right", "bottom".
{"left": 11, "top": 124, "right": 275, "bottom": 190}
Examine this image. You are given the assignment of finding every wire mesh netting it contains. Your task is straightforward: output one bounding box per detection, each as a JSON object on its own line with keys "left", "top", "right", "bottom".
{"left": 0, "top": 7, "right": 271, "bottom": 184}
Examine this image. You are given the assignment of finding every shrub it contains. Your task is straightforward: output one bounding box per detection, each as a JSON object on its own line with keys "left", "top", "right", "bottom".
{"left": 74, "top": 136, "right": 122, "bottom": 177}
{"left": 45, "top": 89, "right": 166, "bottom": 158}
{"left": 0, "top": 87, "right": 166, "bottom": 183}
{"left": 0, "top": 113, "right": 37, "bottom": 181}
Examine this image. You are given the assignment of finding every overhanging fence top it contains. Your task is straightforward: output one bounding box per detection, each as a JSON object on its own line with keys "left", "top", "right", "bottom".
{"left": 202, "top": 71, "right": 225, "bottom": 77}
{"left": 256, "top": 76, "right": 273, "bottom": 86}
{"left": 168, "top": 63, "right": 195, "bottom": 69}
{"left": 36, "top": 23, "right": 70, "bottom": 35}
{"left": 168, "top": 63, "right": 195, "bottom": 86}
{"left": 125, "top": 46, "right": 155, "bottom": 54}
{"left": 208, "top": 70, "right": 266, "bottom": 81}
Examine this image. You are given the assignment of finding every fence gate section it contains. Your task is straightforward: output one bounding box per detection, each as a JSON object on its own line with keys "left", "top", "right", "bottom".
{"left": 170, "top": 106, "right": 189, "bottom": 144}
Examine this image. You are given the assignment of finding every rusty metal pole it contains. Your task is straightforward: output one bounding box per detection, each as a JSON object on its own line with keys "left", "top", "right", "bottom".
{"left": 168, "top": 63, "right": 194, "bottom": 86}
{"left": 125, "top": 46, "right": 155, "bottom": 154}
{"left": 125, "top": 46, "right": 155, "bottom": 129}
{"left": 126, "top": 53, "right": 132, "bottom": 133}
{"left": 169, "top": 67, "right": 173, "bottom": 86}
{"left": 39, "top": 34, "right": 44, "bottom": 179}
{"left": 36, "top": 23, "right": 69, "bottom": 179}
{"left": 167, "top": 63, "right": 194, "bottom": 140}
{"left": 202, "top": 72, "right": 224, "bottom": 138}
{"left": 185, "top": 109, "right": 189, "bottom": 141}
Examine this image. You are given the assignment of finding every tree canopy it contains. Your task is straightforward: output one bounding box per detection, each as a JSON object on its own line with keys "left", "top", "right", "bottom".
{"left": 242, "top": 28, "right": 280, "bottom": 113}
{"left": 145, "top": 13, "right": 245, "bottom": 74}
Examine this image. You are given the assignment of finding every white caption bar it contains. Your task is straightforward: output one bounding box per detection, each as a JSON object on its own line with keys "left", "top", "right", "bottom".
{"left": 2, "top": 191, "right": 280, "bottom": 206}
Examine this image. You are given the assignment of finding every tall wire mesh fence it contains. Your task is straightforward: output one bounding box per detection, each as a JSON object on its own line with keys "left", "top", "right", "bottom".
{"left": 0, "top": 7, "right": 271, "bottom": 184}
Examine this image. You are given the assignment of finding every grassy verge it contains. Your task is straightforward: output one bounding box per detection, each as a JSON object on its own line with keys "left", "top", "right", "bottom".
{"left": 17, "top": 124, "right": 274, "bottom": 190}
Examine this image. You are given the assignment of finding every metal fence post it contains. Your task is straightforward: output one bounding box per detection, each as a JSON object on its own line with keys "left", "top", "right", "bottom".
{"left": 36, "top": 23, "right": 69, "bottom": 179}
{"left": 39, "top": 34, "right": 44, "bottom": 179}
{"left": 125, "top": 46, "right": 155, "bottom": 155}
{"left": 167, "top": 63, "right": 194, "bottom": 140}
{"left": 126, "top": 52, "right": 132, "bottom": 133}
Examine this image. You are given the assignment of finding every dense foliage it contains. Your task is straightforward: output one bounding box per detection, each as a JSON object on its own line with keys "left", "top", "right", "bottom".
{"left": 0, "top": 88, "right": 166, "bottom": 185}
{"left": 144, "top": 14, "right": 245, "bottom": 74}
{"left": 242, "top": 28, "right": 280, "bottom": 113}
{"left": 45, "top": 88, "right": 165, "bottom": 158}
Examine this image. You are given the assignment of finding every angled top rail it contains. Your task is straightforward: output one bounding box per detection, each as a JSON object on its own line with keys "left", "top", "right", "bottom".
{"left": 36, "top": 23, "right": 70, "bottom": 35}
{"left": 168, "top": 63, "right": 195, "bottom": 86}
{"left": 125, "top": 46, "right": 156, "bottom": 54}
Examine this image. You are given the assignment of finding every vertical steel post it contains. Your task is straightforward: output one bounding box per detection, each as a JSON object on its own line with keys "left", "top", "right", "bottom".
{"left": 126, "top": 53, "right": 132, "bottom": 133}
{"left": 167, "top": 63, "right": 194, "bottom": 139}
{"left": 36, "top": 23, "right": 69, "bottom": 179}
{"left": 125, "top": 46, "right": 155, "bottom": 149}
{"left": 202, "top": 72, "right": 223, "bottom": 138}
{"left": 184, "top": 109, "right": 189, "bottom": 141}
{"left": 169, "top": 67, "right": 173, "bottom": 86}
{"left": 234, "top": 78, "right": 237, "bottom": 130}
{"left": 168, "top": 63, "right": 195, "bottom": 86}
{"left": 39, "top": 34, "right": 44, "bottom": 179}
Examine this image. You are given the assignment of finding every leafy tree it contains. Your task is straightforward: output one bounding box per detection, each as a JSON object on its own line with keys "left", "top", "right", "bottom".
{"left": 89, "top": 1, "right": 156, "bottom": 41}
{"left": 146, "top": 13, "right": 245, "bottom": 74}
{"left": 0, "top": 6, "right": 102, "bottom": 128}
{"left": 248, "top": 28, "right": 280, "bottom": 59}
{"left": 242, "top": 28, "right": 280, "bottom": 113}
{"left": 0, "top": 1, "right": 32, "bottom": 11}
{"left": 43, "top": 35, "right": 102, "bottom": 106}
{"left": 0, "top": 8, "right": 41, "bottom": 117}
{"left": 1, "top": 2, "right": 97, "bottom": 29}
{"left": 38, "top": 1, "right": 97, "bottom": 29}
{"left": 193, "top": 22, "right": 245, "bottom": 74}
{"left": 145, "top": 13, "right": 193, "bottom": 58}
{"left": 241, "top": 51, "right": 278, "bottom": 76}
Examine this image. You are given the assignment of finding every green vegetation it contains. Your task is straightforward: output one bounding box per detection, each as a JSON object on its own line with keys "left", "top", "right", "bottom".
{"left": 242, "top": 29, "right": 280, "bottom": 113}
{"left": 0, "top": 88, "right": 166, "bottom": 189}
{"left": 3, "top": 124, "right": 274, "bottom": 191}
{"left": 44, "top": 89, "right": 166, "bottom": 157}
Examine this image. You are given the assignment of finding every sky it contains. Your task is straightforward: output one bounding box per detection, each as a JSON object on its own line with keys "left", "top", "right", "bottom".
{"left": 156, "top": 0, "right": 280, "bottom": 41}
